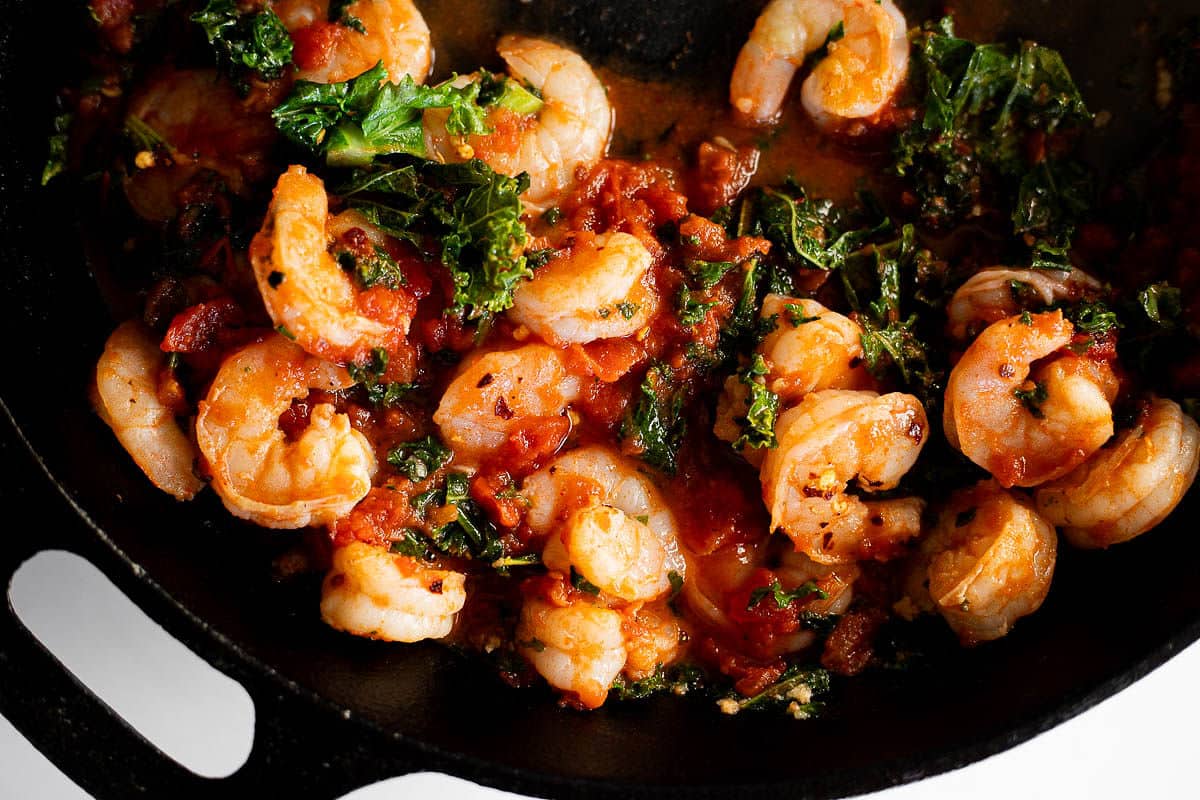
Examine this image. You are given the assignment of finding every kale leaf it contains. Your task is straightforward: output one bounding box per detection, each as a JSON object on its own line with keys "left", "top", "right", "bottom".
{"left": 731, "top": 354, "right": 780, "bottom": 450}
{"left": 620, "top": 363, "right": 686, "bottom": 474}
{"left": 386, "top": 434, "right": 452, "bottom": 481}
{"left": 192, "top": 0, "right": 293, "bottom": 80}
{"left": 273, "top": 63, "right": 491, "bottom": 165}
{"left": 895, "top": 17, "right": 1093, "bottom": 266}
{"left": 338, "top": 160, "right": 532, "bottom": 318}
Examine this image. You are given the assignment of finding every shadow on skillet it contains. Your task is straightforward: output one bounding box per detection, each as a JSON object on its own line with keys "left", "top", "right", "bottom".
{"left": 0, "top": 0, "right": 1197, "bottom": 797}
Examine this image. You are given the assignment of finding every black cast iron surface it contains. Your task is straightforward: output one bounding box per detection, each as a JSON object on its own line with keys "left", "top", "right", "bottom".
{"left": 1, "top": 0, "right": 1198, "bottom": 798}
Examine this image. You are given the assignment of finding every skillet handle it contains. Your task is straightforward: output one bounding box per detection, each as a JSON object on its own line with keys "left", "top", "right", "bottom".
{"left": 0, "top": 415, "right": 413, "bottom": 799}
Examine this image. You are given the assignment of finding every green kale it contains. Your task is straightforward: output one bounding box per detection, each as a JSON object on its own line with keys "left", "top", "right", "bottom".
{"left": 570, "top": 567, "right": 602, "bottom": 595}
{"left": 895, "top": 17, "right": 1092, "bottom": 264}
{"left": 41, "top": 112, "right": 72, "bottom": 186}
{"left": 753, "top": 184, "right": 890, "bottom": 271}
{"left": 676, "top": 285, "right": 717, "bottom": 327}
{"left": 611, "top": 663, "right": 706, "bottom": 701}
{"left": 1014, "top": 381, "right": 1048, "bottom": 419}
{"left": 337, "top": 245, "right": 407, "bottom": 289}
{"left": 273, "top": 63, "right": 491, "bottom": 165}
{"left": 192, "top": 0, "right": 293, "bottom": 80}
{"left": 1063, "top": 300, "right": 1120, "bottom": 335}
{"left": 337, "top": 160, "right": 532, "bottom": 318}
{"left": 328, "top": 0, "right": 365, "bottom": 32}
{"left": 746, "top": 579, "right": 828, "bottom": 610}
{"left": 390, "top": 528, "right": 434, "bottom": 560}
{"left": 682, "top": 258, "right": 736, "bottom": 289}
{"left": 386, "top": 435, "right": 452, "bottom": 481}
{"left": 731, "top": 354, "right": 780, "bottom": 451}
{"left": 429, "top": 472, "right": 503, "bottom": 560}
{"left": 1138, "top": 282, "right": 1183, "bottom": 327}
{"left": 723, "top": 664, "right": 831, "bottom": 717}
{"left": 347, "top": 347, "right": 417, "bottom": 406}
{"left": 620, "top": 363, "right": 686, "bottom": 475}
{"left": 839, "top": 225, "right": 943, "bottom": 402}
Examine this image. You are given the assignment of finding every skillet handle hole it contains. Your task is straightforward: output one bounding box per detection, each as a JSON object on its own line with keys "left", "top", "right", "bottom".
{"left": 7, "top": 549, "right": 255, "bottom": 779}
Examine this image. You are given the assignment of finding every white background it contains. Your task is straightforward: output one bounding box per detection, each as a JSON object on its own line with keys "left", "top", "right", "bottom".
{"left": 4, "top": 549, "right": 1198, "bottom": 800}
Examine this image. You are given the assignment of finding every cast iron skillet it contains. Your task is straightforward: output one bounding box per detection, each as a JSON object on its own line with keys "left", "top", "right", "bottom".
{"left": 2, "top": 1, "right": 1198, "bottom": 797}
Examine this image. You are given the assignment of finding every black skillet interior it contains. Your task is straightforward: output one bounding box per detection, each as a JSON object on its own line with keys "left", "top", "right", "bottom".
{"left": 1, "top": 1, "right": 1198, "bottom": 798}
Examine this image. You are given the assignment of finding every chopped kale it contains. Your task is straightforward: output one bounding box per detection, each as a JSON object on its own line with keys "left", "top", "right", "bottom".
{"left": 386, "top": 435, "right": 452, "bottom": 481}
{"left": 337, "top": 160, "right": 532, "bottom": 318}
{"left": 676, "top": 285, "right": 717, "bottom": 327}
{"left": 731, "top": 354, "right": 780, "bottom": 451}
{"left": 570, "top": 566, "right": 602, "bottom": 595}
{"left": 746, "top": 579, "right": 828, "bottom": 610}
{"left": 41, "top": 112, "right": 72, "bottom": 185}
{"left": 347, "top": 348, "right": 418, "bottom": 406}
{"left": 723, "top": 664, "right": 831, "bottom": 717}
{"left": 192, "top": 0, "right": 293, "bottom": 80}
{"left": 390, "top": 528, "right": 434, "bottom": 560}
{"left": 611, "top": 664, "right": 706, "bottom": 701}
{"left": 1014, "top": 381, "right": 1048, "bottom": 419}
{"left": 895, "top": 17, "right": 1093, "bottom": 265}
{"left": 683, "top": 258, "right": 736, "bottom": 290}
{"left": 429, "top": 472, "right": 504, "bottom": 561}
{"left": 620, "top": 363, "right": 686, "bottom": 475}
{"left": 272, "top": 63, "right": 491, "bottom": 165}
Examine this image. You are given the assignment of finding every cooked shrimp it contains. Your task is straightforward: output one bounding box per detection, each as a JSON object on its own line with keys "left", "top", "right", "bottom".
{"left": 943, "top": 311, "right": 1118, "bottom": 488}
{"left": 425, "top": 35, "right": 612, "bottom": 211}
{"left": 1036, "top": 397, "right": 1200, "bottom": 548}
{"left": 757, "top": 296, "right": 875, "bottom": 399}
{"left": 516, "top": 597, "right": 626, "bottom": 709}
{"left": 195, "top": 333, "right": 377, "bottom": 529}
{"left": 715, "top": 296, "right": 874, "bottom": 462}
{"left": 508, "top": 232, "right": 656, "bottom": 345}
{"left": 913, "top": 480, "right": 1057, "bottom": 645}
{"left": 124, "top": 69, "right": 278, "bottom": 218}
{"left": 433, "top": 344, "right": 583, "bottom": 465}
{"left": 730, "top": 0, "right": 909, "bottom": 127}
{"left": 272, "top": 0, "right": 431, "bottom": 85}
{"left": 525, "top": 446, "right": 687, "bottom": 601}
{"left": 760, "top": 389, "right": 928, "bottom": 564}
{"left": 250, "top": 165, "right": 410, "bottom": 364}
{"left": 93, "top": 321, "right": 204, "bottom": 501}
{"left": 946, "top": 267, "right": 1103, "bottom": 342}
{"left": 621, "top": 601, "right": 685, "bottom": 680}
{"left": 320, "top": 541, "right": 466, "bottom": 641}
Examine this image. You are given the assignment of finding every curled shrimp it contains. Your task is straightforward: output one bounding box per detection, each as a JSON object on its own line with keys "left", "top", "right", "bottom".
{"left": 124, "top": 69, "right": 278, "bottom": 218}
{"left": 730, "top": 0, "right": 909, "bottom": 127}
{"left": 524, "top": 446, "right": 687, "bottom": 602}
{"left": 943, "top": 311, "right": 1118, "bottom": 488}
{"left": 250, "top": 165, "right": 411, "bottom": 364}
{"left": 621, "top": 601, "right": 686, "bottom": 680}
{"left": 1036, "top": 397, "right": 1200, "bottom": 548}
{"left": 715, "top": 296, "right": 873, "bottom": 461}
{"left": 433, "top": 344, "right": 583, "bottom": 465}
{"left": 92, "top": 321, "right": 204, "bottom": 501}
{"left": 425, "top": 35, "right": 612, "bottom": 211}
{"left": 946, "top": 267, "right": 1103, "bottom": 342}
{"left": 757, "top": 296, "right": 875, "bottom": 399}
{"left": 760, "top": 389, "right": 928, "bottom": 564}
{"left": 516, "top": 597, "right": 626, "bottom": 709}
{"left": 911, "top": 480, "right": 1056, "bottom": 645}
{"left": 195, "top": 333, "right": 377, "bottom": 529}
{"left": 508, "top": 232, "right": 656, "bottom": 345}
{"left": 321, "top": 541, "right": 466, "bottom": 641}
{"left": 273, "top": 0, "right": 431, "bottom": 85}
